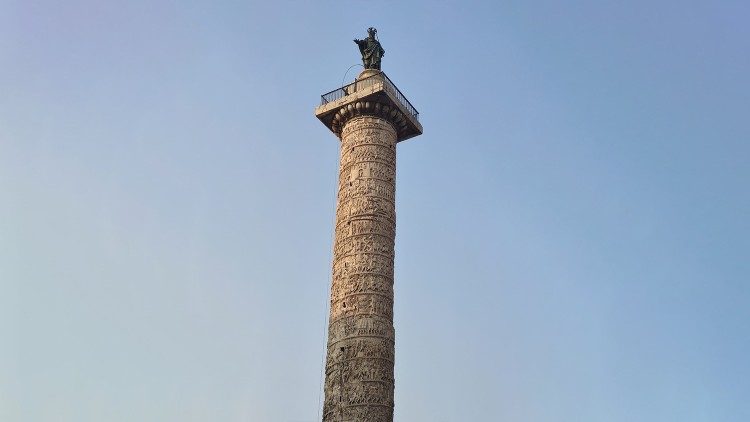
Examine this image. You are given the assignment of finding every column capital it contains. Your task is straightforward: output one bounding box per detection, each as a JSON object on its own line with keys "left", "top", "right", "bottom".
{"left": 315, "top": 71, "right": 423, "bottom": 143}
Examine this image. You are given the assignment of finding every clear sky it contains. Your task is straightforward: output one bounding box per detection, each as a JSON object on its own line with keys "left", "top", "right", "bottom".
{"left": 1, "top": 1, "right": 748, "bottom": 421}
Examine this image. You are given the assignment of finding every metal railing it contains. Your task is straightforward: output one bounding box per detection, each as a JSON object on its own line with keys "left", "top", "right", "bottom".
{"left": 320, "top": 72, "right": 419, "bottom": 121}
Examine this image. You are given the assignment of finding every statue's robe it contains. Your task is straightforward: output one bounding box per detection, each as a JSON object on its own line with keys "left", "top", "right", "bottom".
{"left": 357, "top": 38, "right": 385, "bottom": 69}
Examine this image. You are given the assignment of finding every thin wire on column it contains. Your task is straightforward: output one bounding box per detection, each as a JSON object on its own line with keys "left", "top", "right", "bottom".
{"left": 341, "top": 63, "right": 364, "bottom": 87}
{"left": 317, "top": 139, "right": 341, "bottom": 421}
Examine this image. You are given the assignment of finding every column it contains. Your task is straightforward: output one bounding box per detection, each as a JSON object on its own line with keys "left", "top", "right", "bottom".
{"left": 323, "top": 114, "right": 397, "bottom": 422}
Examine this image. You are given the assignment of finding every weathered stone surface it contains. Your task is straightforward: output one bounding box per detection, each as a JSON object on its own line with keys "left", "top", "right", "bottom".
{"left": 323, "top": 115, "right": 397, "bottom": 422}
{"left": 317, "top": 68, "right": 424, "bottom": 422}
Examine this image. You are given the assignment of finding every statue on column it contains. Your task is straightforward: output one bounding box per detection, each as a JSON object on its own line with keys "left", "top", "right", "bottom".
{"left": 354, "top": 27, "right": 385, "bottom": 70}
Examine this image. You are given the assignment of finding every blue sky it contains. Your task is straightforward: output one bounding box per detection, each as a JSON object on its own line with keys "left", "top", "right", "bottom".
{"left": 1, "top": 1, "right": 748, "bottom": 421}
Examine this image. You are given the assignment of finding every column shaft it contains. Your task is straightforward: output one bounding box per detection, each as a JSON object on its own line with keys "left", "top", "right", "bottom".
{"left": 323, "top": 115, "right": 397, "bottom": 422}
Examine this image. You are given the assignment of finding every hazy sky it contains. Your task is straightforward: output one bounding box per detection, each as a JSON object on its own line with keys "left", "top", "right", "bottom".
{"left": 1, "top": 1, "right": 749, "bottom": 421}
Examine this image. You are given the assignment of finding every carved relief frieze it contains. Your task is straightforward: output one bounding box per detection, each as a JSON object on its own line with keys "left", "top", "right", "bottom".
{"left": 346, "top": 196, "right": 395, "bottom": 218}
{"left": 340, "top": 162, "right": 395, "bottom": 184}
{"left": 324, "top": 113, "right": 397, "bottom": 422}
{"left": 330, "top": 274, "right": 393, "bottom": 303}
{"left": 337, "top": 218, "right": 395, "bottom": 238}
{"left": 333, "top": 234, "right": 394, "bottom": 260}
{"left": 340, "top": 144, "right": 396, "bottom": 168}
{"left": 332, "top": 254, "right": 394, "bottom": 280}
{"left": 329, "top": 292, "right": 394, "bottom": 321}
{"left": 338, "top": 178, "right": 396, "bottom": 203}
{"left": 332, "top": 337, "right": 395, "bottom": 363}
{"left": 327, "top": 315, "right": 394, "bottom": 343}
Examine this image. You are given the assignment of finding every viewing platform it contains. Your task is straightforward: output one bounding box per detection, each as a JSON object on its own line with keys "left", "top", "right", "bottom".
{"left": 315, "top": 70, "right": 423, "bottom": 142}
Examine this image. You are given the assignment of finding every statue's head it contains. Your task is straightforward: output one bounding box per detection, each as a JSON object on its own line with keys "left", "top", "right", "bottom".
{"left": 367, "top": 27, "right": 377, "bottom": 39}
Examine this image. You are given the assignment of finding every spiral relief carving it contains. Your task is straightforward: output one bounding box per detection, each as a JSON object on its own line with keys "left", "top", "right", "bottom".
{"left": 323, "top": 115, "right": 397, "bottom": 422}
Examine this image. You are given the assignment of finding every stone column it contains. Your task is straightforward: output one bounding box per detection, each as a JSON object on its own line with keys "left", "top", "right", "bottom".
{"left": 316, "top": 68, "right": 422, "bottom": 422}
{"left": 323, "top": 114, "right": 397, "bottom": 422}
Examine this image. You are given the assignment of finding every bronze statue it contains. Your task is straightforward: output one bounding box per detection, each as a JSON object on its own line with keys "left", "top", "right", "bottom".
{"left": 354, "top": 27, "right": 385, "bottom": 70}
